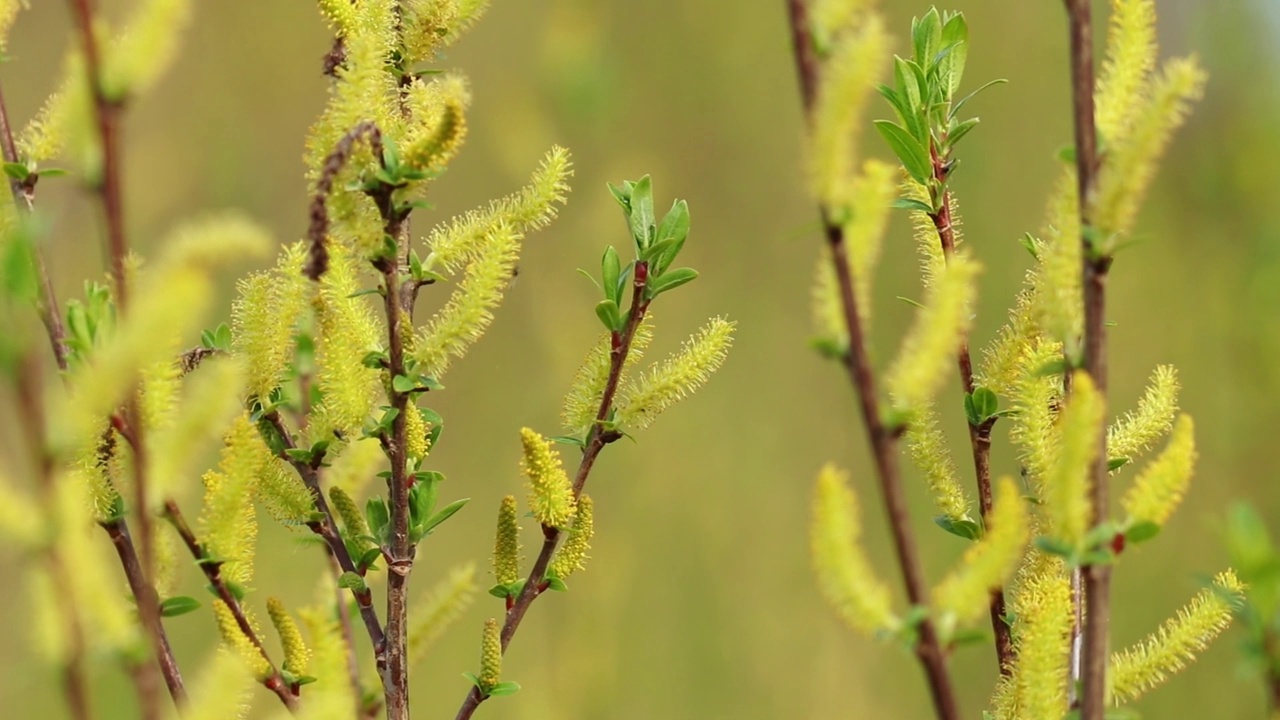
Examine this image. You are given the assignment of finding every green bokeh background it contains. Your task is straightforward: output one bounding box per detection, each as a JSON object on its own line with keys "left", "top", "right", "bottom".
{"left": 2, "top": 1, "right": 1278, "bottom": 717}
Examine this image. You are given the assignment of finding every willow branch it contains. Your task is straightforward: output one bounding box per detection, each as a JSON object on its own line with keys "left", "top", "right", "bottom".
{"left": 454, "top": 263, "right": 651, "bottom": 720}
{"left": 161, "top": 500, "right": 299, "bottom": 712}
{"left": 786, "top": 1, "right": 962, "bottom": 718}
{"left": 1062, "top": 1, "right": 1111, "bottom": 718}
{"left": 263, "top": 411, "right": 389, "bottom": 680}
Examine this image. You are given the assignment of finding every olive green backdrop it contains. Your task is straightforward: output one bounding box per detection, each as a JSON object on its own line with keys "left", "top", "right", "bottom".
{"left": 2, "top": 0, "right": 1277, "bottom": 718}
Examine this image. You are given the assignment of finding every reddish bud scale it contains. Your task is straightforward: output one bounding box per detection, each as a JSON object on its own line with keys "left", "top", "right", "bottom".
{"left": 1110, "top": 532, "right": 1126, "bottom": 556}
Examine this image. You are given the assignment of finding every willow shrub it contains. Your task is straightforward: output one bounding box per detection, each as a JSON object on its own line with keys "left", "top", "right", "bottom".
{"left": 796, "top": 2, "right": 1242, "bottom": 719}
{"left": 0, "top": 2, "right": 732, "bottom": 719}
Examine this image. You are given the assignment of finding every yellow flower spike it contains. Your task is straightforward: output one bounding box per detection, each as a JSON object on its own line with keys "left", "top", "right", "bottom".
{"left": 182, "top": 651, "right": 255, "bottom": 720}
{"left": 233, "top": 243, "right": 310, "bottom": 400}
{"left": 561, "top": 317, "right": 654, "bottom": 436}
{"left": 1094, "top": 58, "right": 1207, "bottom": 237}
{"left": 316, "top": 0, "right": 358, "bottom": 34}
{"left": 402, "top": 74, "right": 470, "bottom": 171}
{"left": 405, "top": 403, "right": 429, "bottom": 462}
{"left": 312, "top": 242, "right": 382, "bottom": 439}
{"left": 901, "top": 178, "right": 960, "bottom": 291}
{"left": 153, "top": 524, "right": 179, "bottom": 600}
{"left": 54, "top": 475, "right": 137, "bottom": 653}
{"left": 810, "top": 463, "right": 897, "bottom": 635}
{"left": 267, "top": 597, "right": 310, "bottom": 676}
{"left": 478, "top": 617, "right": 502, "bottom": 691}
{"left": 408, "top": 564, "right": 477, "bottom": 668}
{"left": 978, "top": 283, "right": 1040, "bottom": 397}
{"left": 810, "top": 0, "right": 871, "bottom": 48}
{"left": 0, "top": 470, "right": 44, "bottom": 545}
{"left": 297, "top": 604, "right": 356, "bottom": 720}
{"left": 401, "top": 0, "right": 491, "bottom": 64}
{"left": 149, "top": 355, "right": 245, "bottom": 504}
{"left": 213, "top": 601, "right": 271, "bottom": 680}
{"left": 843, "top": 160, "right": 897, "bottom": 326}
{"left": 1046, "top": 372, "right": 1104, "bottom": 546}
{"left": 326, "top": 437, "right": 384, "bottom": 498}
{"left": 101, "top": 0, "right": 194, "bottom": 100}
{"left": 0, "top": 0, "right": 21, "bottom": 51}
{"left": 885, "top": 253, "right": 980, "bottom": 416}
{"left": 615, "top": 316, "right": 735, "bottom": 432}
{"left": 329, "top": 486, "right": 369, "bottom": 542}
{"left": 426, "top": 145, "right": 572, "bottom": 274}
{"left": 1007, "top": 341, "right": 1064, "bottom": 486}
{"left": 1095, "top": 0, "right": 1157, "bottom": 147}
{"left": 932, "top": 477, "right": 1029, "bottom": 627}
{"left": 414, "top": 221, "right": 520, "bottom": 378}
{"left": 16, "top": 85, "right": 69, "bottom": 165}
{"left": 810, "top": 247, "right": 846, "bottom": 352}
{"left": 1003, "top": 554, "right": 1073, "bottom": 719}
{"left": 519, "top": 428, "right": 576, "bottom": 529}
{"left": 1109, "top": 570, "right": 1244, "bottom": 705}
{"left": 904, "top": 402, "right": 970, "bottom": 522}
{"left": 1108, "top": 364, "right": 1179, "bottom": 462}
{"left": 1121, "top": 414, "right": 1196, "bottom": 527}
{"left": 200, "top": 415, "right": 265, "bottom": 586}
{"left": 256, "top": 457, "right": 315, "bottom": 526}
{"left": 809, "top": 16, "right": 889, "bottom": 214}
{"left": 28, "top": 568, "right": 64, "bottom": 663}
{"left": 1033, "top": 172, "right": 1084, "bottom": 351}
{"left": 493, "top": 495, "right": 521, "bottom": 586}
{"left": 550, "top": 494, "right": 594, "bottom": 580}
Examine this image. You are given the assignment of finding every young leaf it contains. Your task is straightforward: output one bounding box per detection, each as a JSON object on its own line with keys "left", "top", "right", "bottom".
{"left": 627, "top": 175, "right": 655, "bottom": 250}
{"left": 421, "top": 498, "right": 470, "bottom": 536}
{"left": 873, "top": 120, "right": 932, "bottom": 184}
{"left": 595, "top": 299, "right": 623, "bottom": 332}
{"left": 601, "top": 246, "right": 621, "bottom": 305}
{"left": 645, "top": 267, "right": 699, "bottom": 299}
{"left": 159, "top": 596, "right": 202, "bottom": 617}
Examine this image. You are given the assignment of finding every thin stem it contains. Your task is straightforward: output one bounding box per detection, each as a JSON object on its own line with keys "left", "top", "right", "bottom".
{"left": 454, "top": 265, "right": 651, "bottom": 720}
{"left": 1062, "top": 1, "right": 1111, "bottom": 718}
{"left": 0, "top": 83, "right": 68, "bottom": 370}
{"left": 329, "top": 552, "right": 368, "bottom": 720}
{"left": 786, "top": 2, "right": 962, "bottom": 718}
{"left": 929, "top": 181, "right": 1013, "bottom": 673}
{"left": 161, "top": 500, "right": 299, "bottom": 712}
{"left": 263, "top": 411, "right": 389, "bottom": 678}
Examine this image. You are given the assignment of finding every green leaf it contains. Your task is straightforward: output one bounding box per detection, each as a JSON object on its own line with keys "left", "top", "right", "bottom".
{"left": 1107, "top": 456, "right": 1130, "bottom": 472}
{"left": 652, "top": 199, "right": 690, "bottom": 275}
{"left": 874, "top": 120, "right": 932, "bottom": 184}
{"left": 935, "top": 515, "right": 983, "bottom": 541}
{"left": 627, "top": 175, "right": 654, "bottom": 250}
{"left": 37, "top": 167, "right": 69, "bottom": 178}
{"left": 1034, "top": 357, "right": 1072, "bottom": 377}
{"left": 545, "top": 576, "right": 568, "bottom": 592}
{"left": 938, "top": 12, "right": 969, "bottom": 95}
{"left": 595, "top": 299, "right": 623, "bottom": 333}
{"left": 549, "top": 435, "right": 586, "bottom": 447}
{"left": 421, "top": 407, "right": 444, "bottom": 449}
{"left": 338, "top": 572, "right": 369, "bottom": 593}
{"left": 3, "top": 162, "right": 28, "bottom": 180}
{"left": 487, "top": 681, "right": 521, "bottom": 697}
{"left": 892, "top": 58, "right": 924, "bottom": 140}
{"left": 891, "top": 197, "right": 934, "bottom": 213}
{"left": 357, "top": 548, "right": 382, "bottom": 572}
{"left": 420, "top": 497, "right": 469, "bottom": 536}
{"left": 877, "top": 84, "right": 915, "bottom": 133}
{"left": 950, "top": 78, "right": 1008, "bottom": 120}
{"left": 223, "top": 580, "right": 248, "bottom": 601}
{"left": 949, "top": 627, "right": 990, "bottom": 647}
{"left": 645, "top": 267, "right": 698, "bottom": 299}
{"left": 945, "top": 117, "right": 980, "bottom": 149}
{"left": 365, "top": 498, "right": 390, "bottom": 543}
{"left": 601, "top": 246, "right": 621, "bottom": 305}
{"left": 911, "top": 8, "right": 942, "bottom": 71}
{"left": 1124, "top": 521, "right": 1161, "bottom": 544}
{"left": 965, "top": 387, "right": 998, "bottom": 426}
{"left": 392, "top": 374, "right": 417, "bottom": 393}
{"left": 159, "top": 596, "right": 201, "bottom": 617}
{"left": 361, "top": 351, "right": 389, "bottom": 369}
{"left": 1018, "top": 233, "right": 1040, "bottom": 260}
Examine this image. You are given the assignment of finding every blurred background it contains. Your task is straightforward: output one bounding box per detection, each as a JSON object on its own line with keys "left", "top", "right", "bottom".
{"left": 2, "top": 0, "right": 1278, "bottom": 718}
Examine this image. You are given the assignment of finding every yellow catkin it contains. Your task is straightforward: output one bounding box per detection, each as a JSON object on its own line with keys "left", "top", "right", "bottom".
{"left": 904, "top": 402, "right": 970, "bottom": 521}
{"left": 149, "top": 356, "right": 245, "bottom": 503}
{"left": 181, "top": 651, "right": 255, "bottom": 720}
{"left": 200, "top": 415, "right": 265, "bottom": 586}
{"left": 326, "top": 437, "right": 384, "bottom": 498}
{"left": 267, "top": 597, "right": 310, "bottom": 675}
{"left": 886, "top": 253, "right": 980, "bottom": 416}
{"left": 405, "top": 403, "right": 429, "bottom": 461}
{"left": 1046, "top": 373, "right": 1104, "bottom": 546}
{"left": 213, "top": 601, "right": 271, "bottom": 680}
{"left": 1121, "top": 414, "right": 1196, "bottom": 526}
{"left": 810, "top": 17, "right": 889, "bottom": 214}
{"left": 1108, "top": 364, "right": 1179, "bottom": 461}
{"left": 478, "top": 618, "right": 502, "bottom": 691}
{"left": 1109, "top": 570, "right": 1243, "bottom": 704}
{"left": 932, "top": 477, "right": 1029, "bottom": 628}
{"left": 0, "top": 470, "right": 43, "bottom": 545}
{"left": 312, "top": 242, "right": 382, "bottom": 440}
{"left": 0, "top": 0, "right": 21, "bottom": 51}
{"left": 426, "top": 146, "right": 572, "bottom": 273}
{"left": 561, "top": 317, "right": 654, "bottom": 435}
{"left": 999, "top": 553, "right": 1072, "bottom": 719}
{"left": 1095, "top": 0, "right": 1157, "bottom": 146}
{"left": 902, "top": 178, "right": 957, "bottom": 290}
{"left": 400, "top": 0, "right": 491, "bottom": 63}
{"left": 297, "top": 604, "right": 356, "bottom": 720}
{"left": 16, "top": 85, "right": 69, "bottom": 165}
{"left": 615, "top": 317, "right": 735, "bottom": 432}
{"left": 493, "top": 496, "right": 521, "bottom": 586}
{"left": 401, "top": 74, "right": 469, "bottom": 171}
{"left": 1035, "top": 172, "right": 1083, "bottom": 349}
{"left": 977, "top": 283, "right": 1039, "bottom": 397}
{"left": 414, "top": 221, "right": 520, "bottom": 378}
{"left": 102, "top": 0, "right": 194, "bottom": 99}
{"left": 550, "top": 493, "right": 594, "bottom": 579}
{"left": 811, "top": 246, "right": 847, "bottom": 351}
{"left": 233, "top": 243, "right": 310, "bottom": 400}
{"left": 1008, "top": 340, "right": 1064, "bottom": 485}
{"left": 1094, "top": 58, "right": 1207, "bottom": 237}
{"left": 519, "top": 428, "right": 576, "bottom": 529}
{"left": 408, "top": 564, "right": 477, "bottom": 668}
{"left": 843, "top": 160, "right": 897, "bottom": 328}
{"left": 810, "top": 464, "right": 897, "bottom": 635}
{"left": 810, "top": 0, "right": 870, "bottom": 50}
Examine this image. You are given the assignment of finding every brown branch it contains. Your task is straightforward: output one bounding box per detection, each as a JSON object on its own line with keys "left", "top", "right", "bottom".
{"left": 454, "top": 263, "right": 650, "bottom": 720}
{"left": 305, "top": 121, "right": 384, "bottom": 281}
{"left": 329, "top": 552, "right": 368, "bottom": 720}
{"left": 262, "top": 411, "right": 389, "bottom": 678}
{"left": 160, "top": 500, "right": 299, "bottom": 712}
{"left": 929, "top": 174, "right": 1013, "bottom": 672}
{"left": 786, "top": 2, "right": 962, "bottom": 718}
{"left": 1062, "top": 1, "right": 1111, "bottom": 718}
